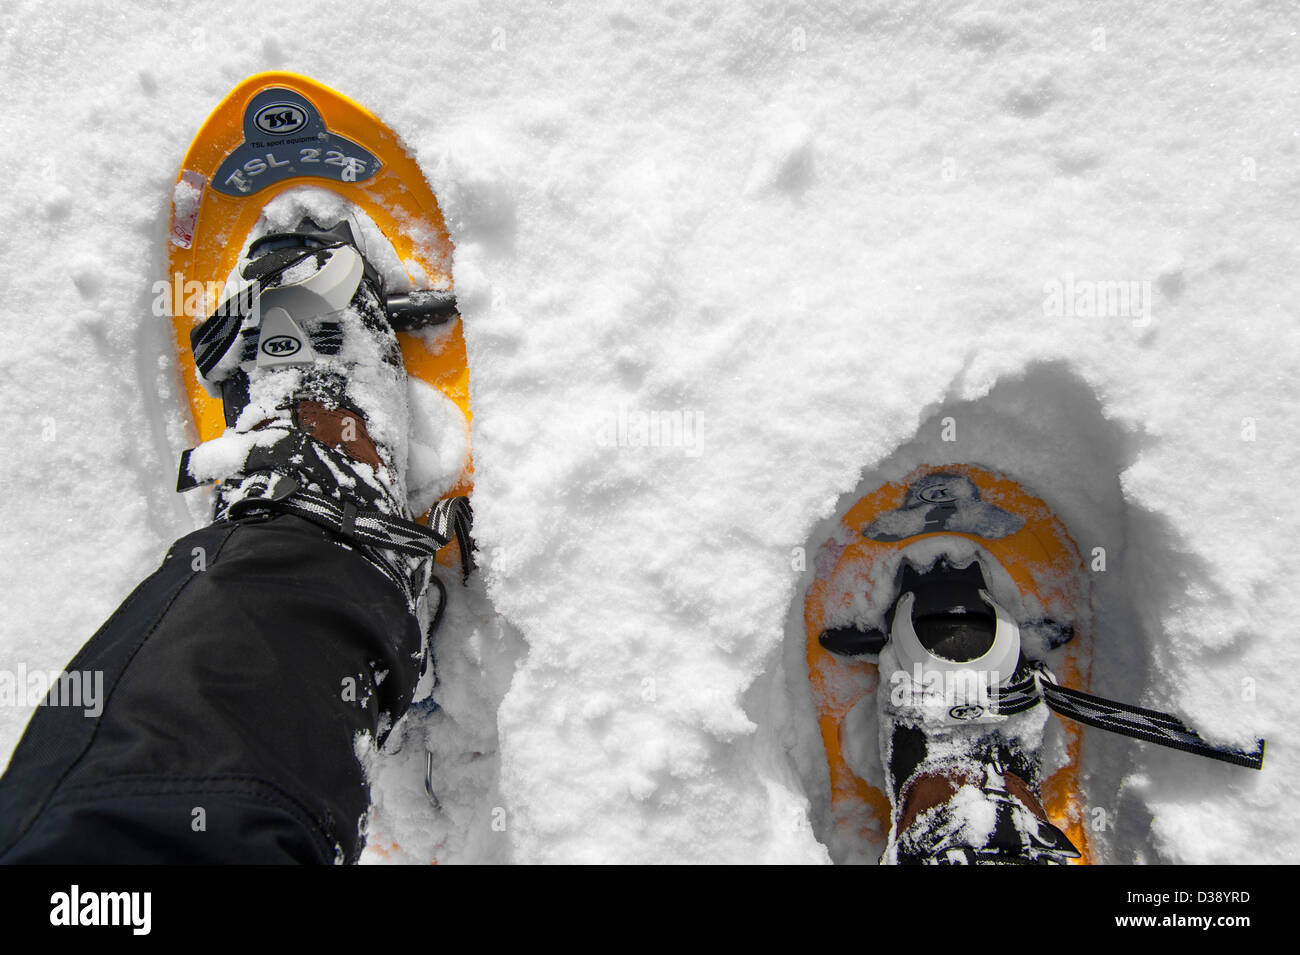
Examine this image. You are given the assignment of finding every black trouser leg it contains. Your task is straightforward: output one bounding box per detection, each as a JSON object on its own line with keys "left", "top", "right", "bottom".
{"left": 0, "top": 515, "right": 422, "bottom": 864}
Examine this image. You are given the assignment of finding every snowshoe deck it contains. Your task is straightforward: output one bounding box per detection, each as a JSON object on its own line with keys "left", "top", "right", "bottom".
{"left": 804, "top": 463, "right": 1094, "bottom": 863}
{"left": 166, "top": 72, "right": 472, "bottom": 514}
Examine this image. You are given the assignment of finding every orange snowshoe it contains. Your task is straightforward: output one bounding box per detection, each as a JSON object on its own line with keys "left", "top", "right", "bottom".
{"left": 805, "top": 464, "right": 1262, "bottom": 865}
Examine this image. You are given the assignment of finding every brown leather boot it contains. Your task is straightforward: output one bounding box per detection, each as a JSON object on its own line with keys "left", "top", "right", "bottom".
{"left": 886, "top": 754, "right": 1079, "bottom": 864}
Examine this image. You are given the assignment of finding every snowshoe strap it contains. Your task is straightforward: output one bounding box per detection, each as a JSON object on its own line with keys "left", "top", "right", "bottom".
{"left": 428, "top": 495, "right": 475, "bottom": 581}
{"left": 178, "top": 434, "right": 476, "bottom": 577}
{"left": 993, "top": 665, "right": 1265, "bottom": 770}
{"left": 191, "top": 290, "right": 255, "bottom": 380}
{"left": 226, "top": 484, "right": 456, "bottom": 559}
{"left": 188, "top": 242, "right": 354, "bottom": 382}
{"left": 1035, "top": 675, "right": 1265, "bottom": 771}
{"left": 189, "top": 243, "right": 454, "bottom": 382}
{"left": 989, "top": 671, "right": 1041, "bottom": 716}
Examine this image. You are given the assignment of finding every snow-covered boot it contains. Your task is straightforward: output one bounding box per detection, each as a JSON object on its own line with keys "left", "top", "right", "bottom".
{"left": 177, "top": 215, "right": 455, "bottom": 608}
{"left": 876, "top": 558, "right": 1081, "bottom": 865}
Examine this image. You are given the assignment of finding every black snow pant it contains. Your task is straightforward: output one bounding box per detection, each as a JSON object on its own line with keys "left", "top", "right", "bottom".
{"left": 0, "top": 514, "right": 423, "bottom": 864}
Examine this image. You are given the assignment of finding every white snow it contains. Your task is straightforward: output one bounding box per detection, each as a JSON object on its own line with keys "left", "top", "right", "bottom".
{"left": 0, "top": 0, "right": 1295, "bottom": 864}
{"left": 406, "top": 376, "right": 471, "bottom": 515}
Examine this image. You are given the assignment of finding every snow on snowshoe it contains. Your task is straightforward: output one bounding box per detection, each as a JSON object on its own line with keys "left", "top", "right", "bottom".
{"left": 166, "top": 72, "right": 472, "bottom": 531}
{"left": 804, "top": 464, "right": 1263, "bottom": 865}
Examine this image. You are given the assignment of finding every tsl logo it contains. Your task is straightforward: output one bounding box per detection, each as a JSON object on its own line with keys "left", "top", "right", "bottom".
{"left": 261, "top": 335, "right": 302, "bottom": 357}
{"left": 253, "top": 103, "right": 308, "bottom": 136}
{"left": 918, "top": 483, "right": 957, "bottom": 504}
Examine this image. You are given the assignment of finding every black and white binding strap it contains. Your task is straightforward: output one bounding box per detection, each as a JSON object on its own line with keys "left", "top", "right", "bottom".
{"left": 244, "top": 490, "right": 448, "bottom": 556}
{"left": 428, "top": 495, "right": 475, "bottom": 581}
{"left": 993, "top": 665, "right": 1265, "bottom": 770}
{"left": 1039, "top": 680, "right": 1264, "bottom": 770}
{"left": 225, "top": 484, "right": 475, "bottom": 578}
{"left": 189, "top": 284, "right": 265, "bottom": 380}
{"left": 990, "top": 672, "right": 1041, "bottom": 717}
{"left": 191, "top": 305, "right": 247, "bottom": 379}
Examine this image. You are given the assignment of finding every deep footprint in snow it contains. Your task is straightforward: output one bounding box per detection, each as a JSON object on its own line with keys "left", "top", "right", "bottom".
{"left": 780, "top": 360, "right": 1189, "bottom": 864}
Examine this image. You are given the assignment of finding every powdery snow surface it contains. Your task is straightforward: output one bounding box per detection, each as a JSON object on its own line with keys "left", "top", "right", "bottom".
{"left": 0, "top": 1, "right": 1295, "bottom": 864}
